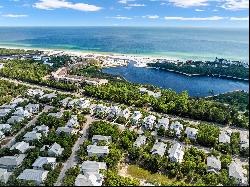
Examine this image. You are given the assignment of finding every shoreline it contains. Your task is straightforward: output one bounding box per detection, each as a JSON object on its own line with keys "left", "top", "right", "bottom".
{"left": 146, "top": 67, "right": 249, "bottom": 82}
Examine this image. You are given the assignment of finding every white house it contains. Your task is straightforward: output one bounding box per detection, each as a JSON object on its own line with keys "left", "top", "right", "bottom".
{"left": 33, "top": 125, "right": 49, "bottom": 135}
{"left": 207, "top": 156, "right": 221, "bottom": 173}
{"left": 13, "top": 107, "right": 31, "bottom": 118}
{"left": 10, "top": 97, "right": 26, "bottom": 105}
{"left": 56, "top": 127, "right": 78, "bottom": 135}
{"left": 7, "top": 116, "right": 24, "bottom": 124}
{"left": 156, "top": 118, "right": 169, "bottom": 130}
{"left": 25, "top": 103, "right": 40, "bottom": 114}
{"left": 107, "top": 106, "right": 121, "bottom": 119}
{"left": 151, "top": 142, "right": 167, "bottom": 157}
{"left": 0, "top": 168, "right": 12, "bottom": 184}
{"left": 40, "top": 93, "right": 57, "bottom": 100}
{"left": 229, "top": 162, "right": 248, "bottom": 185}
{"left": 239, "top": 131, "right": 249, "bottom": 150}
{"left": 48, "top": 143, "right": 64, "bottom": 157}
{"left": 66, "top": 115, "right": 79, "bottom": 129}
{"left": 93, "top": 104, "right": 107, "bottom": 116}
{"left": 75, "top": 173, "right": 104, "bottom": 186}
{"left": 0, "top": 124, "right": 11, "bottom": 133}
{"left": 118, "top": 108, "right": 131, "bottom": 119}
{"left": 168, "top": 143, "right": 184, "bottom": 163}
{"left": 92, "top": 135, "right": 112, "bottom": 145}
{"left": 0, "top": 131, "right": 5, "bottom": 141}
{"left": 68, "top": 99, "right": 79, "bottom": 108}
{"left": 17, "top": 169, "right": 49, "bottom": 185}
{"left": 48, "top": 112, "right": 64, "bottom": 119}
{"left": 133, "top": 135, "right": 147, "bottom": 148}
{"left": 185, "top": 127, "right": 198, "bottom": 140}
{"left": 23, "top": 131, "right": 42, "bottom": 142}
{"left": 78, "top": 99, "right": 91, "bottom": 109}
{"left": 60, "top": 97, "right": 72, "bottom": 107}
{"left": 27, "top": 89, "right": 44, "bottom": 97}
{"left": 0, "top": 154, "right": 26, "bottom": 171}
{"left": 0, "top": 109, "right": 11, "bottom": 118}
{"left": 142, "top": 115, "right": 156, "bottom": 130}
{"left": 219, "top": 131, "right": 231, "bottom": 144}
{"left": 87, "top": 145, "right": 109, "bottom": 158}
{"left": 131, "top": 111, "right": 142, "bottom": 124}
{"left": 32, "top": 156, "right": 57, "bottom": 170}
{"left": 170, "top": 121, "right": 184, "bottom": 138}
{"left": 10, "top": 141, "right": 33, "bottom": 153}
{"left": 80, "top": 161, "right": 107, "bottom": 174}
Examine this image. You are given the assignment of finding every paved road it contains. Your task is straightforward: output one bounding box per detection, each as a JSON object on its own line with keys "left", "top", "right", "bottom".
{"left": 2, "top": 105, "right": 53, "bottom": 148}
{"left": 54, "top": 115, "right": 96, "bottom": 186}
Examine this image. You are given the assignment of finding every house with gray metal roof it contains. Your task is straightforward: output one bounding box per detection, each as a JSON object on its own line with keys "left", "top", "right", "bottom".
{"left": 48, "top": 143, "right": 64, "bottom": 157}
{"left": 131, "top": 111, "right": 143, "bottom": 125}
{"left": 17, "top": 169, "right": 49, "bottom": 185}
{"left": 48, "top": 112, "right": 64, "bottom": 119}
{"left": 32, "top": 156, "right": 57, "bottom": 170}
{"left": 60, "top": 97, "right": 72, "bottom": 107}
{"left": 23, "top": 131, "right": 42, "bottom": 142}
{"left": 0, "top": 124, "right": 11, "bottom": 133}
{"left": 0, "top": 131, "right": 5, "bottom": 141}
{"left": 133, "top": 135, "right": 147, "bottom": 148}
{"left": 156, "top": 118, "right": 169, "bottom": 130}
{"left": 27, "top": 89, "right": 44, "bottom": 97}
{"left": 168, "top": 142, "right": 184, "bottom": 163}
{"left": 75, "top": 173, "right": 104, "bottom": 186}
{"left": 151, "top": 142, "right": 167, "bottom": 157}
{"left": 13, "top": 107, "right": 31, "bottom": 118}
{"left": 0, "top": 103, "right": 17, "bottom": 110}
{"left": 33, "top": 125, "right": 49, "bottom": 135}
{"left": 40, "top": 93, "right": 57, "bottom": 100}
{"left": 92, "top": 135, "right": 112, "bottom": 145}
{"left": 219, "top": 131, "right": 231, "bottom": 144}
{"left": 0, "top": 168, "right": 12, "bottom": 184}
{"left": 229, "top": 162, "right": 248, "bottom": 185}
{"left": 118, "top": 108, "right": 131, "bottom": 119}
{"left": 0, "top": 154, "right": 26, "bottom": 171}
{"left": 87, "top": 145, "right": 109, "bottom": 158}
{"left": 185, "top": 127, "right": 199, "bottom": 140}
{"left": 207, "top": 156, "right": 221, "bottom": 173}
{"left": 56, "top": 126, "right": 78, "bottom": 135}
{"left": 143, "top": 115, "right": 156, "bottom": 130}
{"left": 78, "top": 99, "right": 91, "bottom": 109}
{"left": 10, "top": 97, "right": 26, "bottom": 105}
{"left": 66, "top": 115, "right": 79, "bottom": 129}
{"left": 7, "top": 116, "right": 24, "bottom": 124}
{"left": 0, "top": 109, "right": 11, "bottom": 118}
{"left": 170, "top": 121, "right": 184, "bottom": 138}
{"left": 239, "top": 131, "right": 249, "bottom": 150}
{"left": 25, "top": 103, "right": 40, "bottom": 114}
{"left": 80, "top": 161, "right": 107, "bottom": 174}
{"left": 10, "top": 141, "right": 33, "bottom": 154}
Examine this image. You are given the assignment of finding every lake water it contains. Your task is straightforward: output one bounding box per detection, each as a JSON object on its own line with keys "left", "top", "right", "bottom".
{"left": 103, "top": 62, "right": 249, "bottom": 97}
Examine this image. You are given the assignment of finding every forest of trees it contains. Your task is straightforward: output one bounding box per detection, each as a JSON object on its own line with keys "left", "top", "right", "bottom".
{"left": 148, "top": 61, "right": 249, "bottom": 80}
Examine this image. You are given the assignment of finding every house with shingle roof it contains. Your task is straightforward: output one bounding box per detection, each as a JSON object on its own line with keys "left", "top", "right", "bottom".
{"left": 17, "top": 169, "right": 49, "bottom": 185}
{"left": 0, "top": 154, "right": 26, "bottom": 171}
{"left": 207, "top": 156, "right": 221, "bottom": 173}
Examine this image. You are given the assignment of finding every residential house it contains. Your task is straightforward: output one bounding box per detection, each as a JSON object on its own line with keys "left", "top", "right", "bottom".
{"left": 40, "top": 93, "right": 57, "bottom": 100}
{"left": 27, "top": 89, "right": 44, "bottom": 97}
{"left": 68, "top": 99, "right": 79, "bottom": 108}
{"left": 142, "top": 115, "right": 156, "bottom": 130}
{"left": 48, "top": 112, "right": 64, "bottom": 119}
{"left": 170, "top": 121, "right": 184, "bottom": 138}
{"left": 0, "top": 131, "right": 5, "bottom": 141}
{"left": 13, "top": 107, "right": 31, "bottom": 118}
{"left": 156, "top": 118, "right": 169, "bottom": 130}
{"left": 75, "top": 173, "right": 104, "bottom": 186}
{"left": 0, "top": 103, "right": 17, "bottom": 110}
{"left": 229, "top": 162, "right": 248, "bottom": 185}
{"left": 32, "top": 156, "right": 57, "bottom": 170}
{"left": 10, "top": 97, "right": 26, "bottom": 105}
{"left": 207, "top": 156, "right": 221, "bottom": 173}
{"left": 239, "top": 131, "right": 249, "bottom": 150}
{"left": 0, "top": 168, "right": 12, "bottom": 184}
{"left": 0, "top": 154, "right": 26, "bottom": 171}
{"left": 66, "top": 115, "right": 79, "bottom": 129}
{"left": 118, "top": 108, "right": 131, "bottom": 119}
{"left": 56, "top": 127, "right": 78, "bottom": 135}
{"left": 0, "top": 124, "right": 11, "bottom": 133}
{"left": 151, "top": 142, "right": 167, "bottom": 157}
{"left": 23, "top": 131, "right": 42, "bottom": 142}
{"left": 78, "top": 99, "right": 91, "bottom": 109}
{"left": 92, "top": 135, "right": 112, "bottom": 145}
{"left": 17, "top": 169, "right": 49, "bottom": 185}
{"left": 48, "top": 143, "right": 64, "bottom": 157}
{"left": 87, "top": 145, "right": 109, "bottom": 158}
{"left": 25, "top": 103, "right": 40, "bottom": 114}
{"left": 219, "top": 131, "right": 231, "bottom": 144}
{"left": 185, "top": 127, "right": 199, "bottom": 140}
{"left": 10, "top": 141, "right": 33, "bottom": 153}
{"left": 133, "top": 135, "right": 147, "bottom": 148}
{"left": 0, "top": 109, "right": 11, "bottom": 118}
{"left": 33, "top": 125, "right": 49, "bottom": 135}
{"left": 60, "top": 97, "right": 72, "bottom": 107}
{"left": 131, "top": 111, "right": 142, "bottom": 124}
{"left": 80, "top": 161, "right": 107, "bottom": 174}
{"left": 93, "top": 104, "right": 107, "bottom": 117}
{"left": 107, "top": 106, "right": 121, "bottom": 119}
{"left": 7, "top": 116, "right": 24, "bottom": 124}
{"left": 168, "top": 143, "right": 185, "bottom": 163}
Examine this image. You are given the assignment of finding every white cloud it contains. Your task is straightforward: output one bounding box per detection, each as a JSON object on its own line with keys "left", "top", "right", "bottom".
{"left": 195, "top": 9, "right": 205, "bottom": 12}
{"left": 142, "top": 15, "right": 160, "bottom": 19}
{"left": 164, "top": 16, "right": 224, "bottom": 21}
{"left": 107, "top": 15, "right": 133, "bottom": 20}
{"left": 118, "top": 0, "right": 135, "bottom": 4}
{"left": 168, "top": 0, "right": 209, "bottom": 7}
{"left": 33, "top": 0, "right": 102, "bottom": 12}
{"left": 221, "top": 0, "right": 249, "bottom": 10}
{"left": 230, "top": 17, "right": 249, "bottom": 21}
{"left": 2, "top": 14, "right": 28, "bottom": 18}
{"left": 127, "top": 4, "right": 146, "bottom": 7}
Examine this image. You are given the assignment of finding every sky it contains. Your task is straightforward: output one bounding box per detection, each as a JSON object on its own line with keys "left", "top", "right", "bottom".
{"left": 0, "top": 0, "right": 249, "bottom": 27}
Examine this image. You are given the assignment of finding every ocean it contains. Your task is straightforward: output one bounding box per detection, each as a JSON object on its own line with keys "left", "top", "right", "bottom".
{"left": 0, "top": 27, "right": 249, "bottom": 62}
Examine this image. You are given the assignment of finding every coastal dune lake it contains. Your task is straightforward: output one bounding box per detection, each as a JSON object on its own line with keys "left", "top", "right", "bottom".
{"left": 0, "top": 27, "right": 249, "bottom": 96}
{"left": 103, "top": 62, "right": 249, "bottom": 97}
